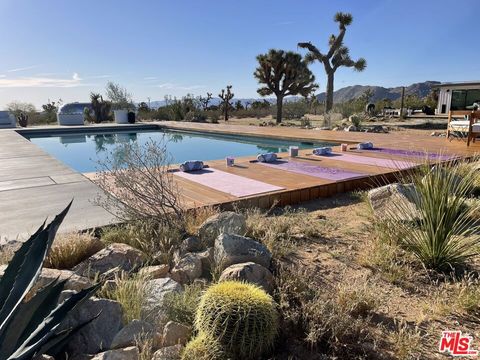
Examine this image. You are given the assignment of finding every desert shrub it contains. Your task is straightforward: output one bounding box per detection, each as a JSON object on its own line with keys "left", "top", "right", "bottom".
{"left": 303, "top": 281, "right": 377, "bottom": 350}
{"left": 275, "top": 266, "right": 377, "bottom": 355}
{"left": 44, "top": 231, "right": 103, "bottom": 269}
{"left": 162, "top": 282, "right": 204, "bottom": 325}
{"left": 94, "top": 138, "right": 185, "bottom": 226}
{"left": 182, "top": 332, "right": 227, "bottom": 360}
{"left": 349, "top": 114, "right": 362, "bottom": 128}
{"left": 382, "top": 160, "right": 480, "bottom": 271}
{"left": 101, "top": 219, "right": 183, "bottom": 265}
{"left": 195, "top": 281, "right": 279, "bottom": 359}
{"left": 99, "top": 271, "right": 149, "bottom": 323}
{"left": 245, "top": 207, "right": 324, "bottom": 258}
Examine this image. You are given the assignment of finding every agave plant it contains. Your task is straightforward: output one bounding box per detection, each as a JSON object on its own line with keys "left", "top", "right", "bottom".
{"left": 0, "top": 202, "right": 99, "bottom": 360}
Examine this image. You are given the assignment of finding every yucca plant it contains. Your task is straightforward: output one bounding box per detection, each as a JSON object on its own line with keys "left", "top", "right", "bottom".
{"left": 0, "top": 202, "right": 99, "bottom": 360}
{"left": 195, "top": 281, "right": 278, "bottom": 359}
{"left": 384, "top": 159, "right": 480, "bottom": 271}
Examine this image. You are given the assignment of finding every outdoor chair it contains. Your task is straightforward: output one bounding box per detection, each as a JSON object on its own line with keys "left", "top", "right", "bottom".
{"left": 446, "top": 110, "right": 480, "bottom": 145}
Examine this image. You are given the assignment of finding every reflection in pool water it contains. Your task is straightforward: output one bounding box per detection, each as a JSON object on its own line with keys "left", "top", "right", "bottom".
{"left": 26, "top": 129, "right": 337, "bottom": 173}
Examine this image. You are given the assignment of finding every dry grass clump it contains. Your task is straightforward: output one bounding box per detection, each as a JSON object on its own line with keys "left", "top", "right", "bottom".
{"left": 358, "top": 224, "right": 416, "bottom": 285}
{"left": 274, "top": 266, "right": 378, "bottom": 356}
{"left": 245, "top": 207, "right": 324, "bottom": 258}
{"left": 101, "top": 220, "right": 183, "bottom": 265}
{"left": 162, "top": 282, "right": 205, "bottom": 325}
{"left": 387, "top": 320, "right": 423, "bottom": 360}
{"left": 425, "top": 276, "right": 480, "bottom": 319}
{"left": 44, "top": 231, "right": 103, "bottom": 269}
{"left": 184, "top": 206, "right": 220, "bottom": 235}
{"left": 98, "top": 271, "right": 150, "bottom": 323}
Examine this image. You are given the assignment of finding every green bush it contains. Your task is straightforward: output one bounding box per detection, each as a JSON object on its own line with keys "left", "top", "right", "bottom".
{"left": 182, "top": 332, "right": 227, "bottom": 360}
{"left": 162, "top": 283, "right": 204, "bottom": 325}
{"left": 194, "top": 281, "right": 278, "bottom": 359}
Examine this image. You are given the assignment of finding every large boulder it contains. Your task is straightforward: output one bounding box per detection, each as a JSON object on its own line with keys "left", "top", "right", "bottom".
{"left": 219, "top": 262, "right": 274, "bottom": 293}
{"left": 60, "top": 294, "right": 123, "bottom": 355}
{"left": 139, "top": 264, "right": 170, "bottom": 279}
{"left": 367, "top": 183, "right": 420, "bottom": 221}
{"left": 196, "top": 247, "right": 214, "bottom": 277}
{"left": 170, "top": 253, "right": 202, "bottom": 284}
{"left": 214, "top": 234, "right": 271, "bottom": 270}
{"left": 111, "top": 319, "right": 155, "bottom": 349}
{"left": 198, "top": 212, "right": 247, "bottom": 246}
{"left": 179, "top": 236, "right": 203, "bottom": 254}
{"left": 90, "top": 347, "right": 139, "bottom": 360}
{"left": 73, "top": 243, "right": 145, "bottom": 278}
{"left": 152, "top": 344, "right": 183, "bottom": 360}
{"left": 141, "top": 278, "right": 183, "bottom": 325}
{"left": 162, "top": 321, "right": 192, "bottom": 347}
{"left": 0, "top": 266, "right": 92, "bottom": 292}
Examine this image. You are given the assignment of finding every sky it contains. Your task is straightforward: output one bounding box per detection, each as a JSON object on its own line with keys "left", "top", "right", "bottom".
{"left": 0, "top": 0, "right": 479, "bottom": 109}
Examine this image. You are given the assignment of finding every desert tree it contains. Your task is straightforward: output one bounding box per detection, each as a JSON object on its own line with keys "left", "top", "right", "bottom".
{"left": 199, "top": 92, "right": 213, "bottom": 111}
{"left": 219, "top": 85, "right": 234, "bottom": 121}
{"left": 298, "top": 12, "right": 366, "bottom": 112}
{"left": 254, "top": 49, "right": 318, "bottom": 124}
{"left": 105, "top": 81, "right": 135, "bottom": 110}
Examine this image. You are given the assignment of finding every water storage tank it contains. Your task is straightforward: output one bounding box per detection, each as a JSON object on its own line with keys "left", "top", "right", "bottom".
{"left": 114, "top": 110, "right": 128, "bottom": 124}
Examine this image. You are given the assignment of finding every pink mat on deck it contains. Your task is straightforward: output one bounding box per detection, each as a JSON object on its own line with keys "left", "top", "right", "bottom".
{"left": 319, "top": 153, "right": 417, "bottom": 169}
{"left": 174, "top": 168, "right": 284, "bottom": 198}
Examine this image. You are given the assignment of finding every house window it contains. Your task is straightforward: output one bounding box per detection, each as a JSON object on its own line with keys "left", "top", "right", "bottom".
{"left": 451, "top": 89, "right": 480, "bottom": 110}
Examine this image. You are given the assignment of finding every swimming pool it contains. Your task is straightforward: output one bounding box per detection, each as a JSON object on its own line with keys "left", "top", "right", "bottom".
{"left": 25, "top": 128, "right": 338, "bottom": 173}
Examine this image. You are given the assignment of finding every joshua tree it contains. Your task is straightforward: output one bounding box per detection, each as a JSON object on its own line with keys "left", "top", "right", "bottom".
{"left": 219, "top": 86, "right": 234, "bottom": 121}
{"left": 254, "top": 49, "right": 318, "bottom": 124}
{"left": 298, "top": 12, "right": 366, "bottom": 112}
{"left": 90, "top": 93, "right": 111, "bottom": 123}
{"left": 199, "top": 92, "right": 213, "bottom": 111}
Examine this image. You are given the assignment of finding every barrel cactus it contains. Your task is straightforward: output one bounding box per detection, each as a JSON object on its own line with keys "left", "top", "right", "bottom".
{"left": 194, "top": 281, "right": 278, "bottom": 359}
{"left": 181, "top": 332, "right": 226, "bottom": 360}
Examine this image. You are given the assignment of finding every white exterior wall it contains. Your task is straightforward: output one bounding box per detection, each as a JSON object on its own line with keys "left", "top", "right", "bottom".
{"left": 437, "top": 84, "right": 480, "bottom": 114}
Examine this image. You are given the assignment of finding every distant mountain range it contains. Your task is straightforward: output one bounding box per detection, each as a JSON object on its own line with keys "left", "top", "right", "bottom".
{"left": 316, "top": 81, "right": 440, "bottom": 103}
{"left": 145, "top": 81, "right": 440, "bottom": 108}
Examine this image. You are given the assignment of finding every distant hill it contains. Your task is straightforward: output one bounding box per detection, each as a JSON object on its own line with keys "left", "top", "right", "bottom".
{"left": 144, "top": 81, "right": 440, "bottom": 108}
{"left": 317, "top": 81, "right": 440, "bottom": 103}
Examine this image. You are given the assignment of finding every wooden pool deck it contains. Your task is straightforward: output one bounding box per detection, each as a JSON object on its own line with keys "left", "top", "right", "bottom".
{"left": 0, "top": 122, "right": 478, "bottom": 240}
{"left": 147, "top": 121, "right": 480, "bottom": 209}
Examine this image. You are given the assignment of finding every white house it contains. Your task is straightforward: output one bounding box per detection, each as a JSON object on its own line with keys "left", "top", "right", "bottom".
{"left": 436, "top": 81, "right": 480, "bottom": 114}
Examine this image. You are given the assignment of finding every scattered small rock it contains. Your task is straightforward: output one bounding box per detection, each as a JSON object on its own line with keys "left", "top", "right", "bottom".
{"left": 179, "top": 236, "right": 203, "bottom": 254}
{"left": 0, "top": 266, "right": 92, "bottom": 292}
{"left": 219, "top": 262, "right": 274, "bottom": 293}
{"left": 162, "top": 321, "right": 192, "bottom": 347}
{"left": 90, "top": 346, "right": 139, "bottom": 360}
{"left": 142, "top": 278, "right": 183, "bottom": 325}
{"left": 111, "top": 319, "right": 155, "bottom": 349}
{"left": 214, "top": 234, "right": 272, "bottom": 270}
{"left": 152, "top": 344, "right": 183, "bottom": 360}
{"left": 73, "top": 243, "right": 145, "bottom": 278}
{"left": 198, "top": 212, "right": 247, "bottom": 247}
{"left": 139, "top": 264, "right": 169, "bottom": 279}
{"left": 170, "top": 253, "right": 202, "bottom": 284}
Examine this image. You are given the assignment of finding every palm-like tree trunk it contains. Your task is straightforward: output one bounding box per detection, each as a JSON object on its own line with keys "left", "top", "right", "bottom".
{"left": 276, "top": 96, "right": 283, "bottom": 124}
{"left": 326, "top": 72, "right": 334, "bottom": 112}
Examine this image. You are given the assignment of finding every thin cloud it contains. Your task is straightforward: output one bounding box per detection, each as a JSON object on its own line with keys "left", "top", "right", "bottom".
{"left": 7, "top": 65, "right": 41, "bottom": 73}
{"left": 0, "top": 74, "right": 5, "bottom": 78}
{"left": 87, "top": 74, "right": 112, "bottom": 79}
{"left": 0, "top": 73, "right": 90, "bottom": 88}
{"left": 155, "top": 83, "right": 206, "bottom": 90}
{"left": 144, "top": 76, "right": 158, "bottom": 81}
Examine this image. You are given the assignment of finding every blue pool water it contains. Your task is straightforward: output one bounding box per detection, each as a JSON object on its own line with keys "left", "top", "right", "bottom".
{"left": 25, "top": 129, "right": 338, "bottom": 173}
